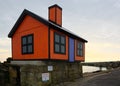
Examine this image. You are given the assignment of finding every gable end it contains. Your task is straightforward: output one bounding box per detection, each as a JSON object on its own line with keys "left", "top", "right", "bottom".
{"left": 8, "top": 9, "right": 49, "bottom": 38}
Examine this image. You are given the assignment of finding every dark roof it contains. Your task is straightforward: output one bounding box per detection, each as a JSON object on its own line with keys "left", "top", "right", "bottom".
{"left": 49, "top": 4, "right": 62, "bottom": 10}
{"left": 8, "top": 9, "right": 88, "bottom": 42}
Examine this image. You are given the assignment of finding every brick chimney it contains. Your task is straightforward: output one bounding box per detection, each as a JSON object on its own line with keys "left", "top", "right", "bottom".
{"left": 49, "top": 4, "right": 62, "bottom": 26}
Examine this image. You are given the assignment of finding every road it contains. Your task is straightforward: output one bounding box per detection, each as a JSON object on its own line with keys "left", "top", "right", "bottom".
{"left": 57, "top": 67, "right": 120, "bottom": 86}
{"left": 81, "top": 68, "right": 120, "bottom": 86}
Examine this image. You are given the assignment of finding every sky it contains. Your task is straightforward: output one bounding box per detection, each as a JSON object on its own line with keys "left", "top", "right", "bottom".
{"left": 0, "top": 0, "right": 120, "bottom": 62}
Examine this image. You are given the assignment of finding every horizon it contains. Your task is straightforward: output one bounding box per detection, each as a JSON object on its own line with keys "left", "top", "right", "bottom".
{"left": 0, "top": 0, "right": 120, "bottom": 62}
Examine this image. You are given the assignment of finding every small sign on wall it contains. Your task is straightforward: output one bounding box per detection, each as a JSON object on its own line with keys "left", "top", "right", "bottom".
{"left": 48, "top": 65, "right": 53, "bottom": 71}
{"left": 42, "top": 73, "right": 49, "bottom": 82}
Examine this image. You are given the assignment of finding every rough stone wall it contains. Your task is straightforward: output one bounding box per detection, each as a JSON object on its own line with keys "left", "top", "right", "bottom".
{"left": 0, "top": 61, "right": 83, "bottom": 86}
{"left": 0, "top": 64, "right": 9, "bottom": 86}
{"left": 20, "top": 65, "right": 49, "bottom": 86}
{"left": 20, "top": 61, "right": 83, "bottom": 86}
{"left": 9, "top": 66, "right": 20, "bottom": 86}
{"left": 0, "top": 63, "right": 21, "bottom": 86}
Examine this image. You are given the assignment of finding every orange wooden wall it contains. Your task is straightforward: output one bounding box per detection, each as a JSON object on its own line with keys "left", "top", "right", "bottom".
{"left": 75, "top": 40, "right": 85, "bottom": 61}
{"left": 12, "top": 15, "right": 85, "bottom": 61}
{"left": 49, "top": 6, "right": 62, "bottom": 26}
{"left": 50, "top": 29, "right": 68, "bottom": 60}
{"left": 49, "top": 7, "right": 56, "bottom": 22}
{"left": 12, "top": 15, "right": 49, "bottom": 60}
{"left": 56, "top": 7, "right": 62, "bottom": 26}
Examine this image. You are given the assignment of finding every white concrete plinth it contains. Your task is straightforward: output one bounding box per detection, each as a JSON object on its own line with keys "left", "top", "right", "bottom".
{"left": 11, "top": 60, "right": 46, "bottom": 65}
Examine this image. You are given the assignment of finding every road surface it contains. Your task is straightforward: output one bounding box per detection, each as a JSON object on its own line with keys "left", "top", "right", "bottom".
{"left": 57, "top": 67, "right": 120, "bottom": 86}
{"left": 81, "top": 68, "right": 120, "bottom": 86}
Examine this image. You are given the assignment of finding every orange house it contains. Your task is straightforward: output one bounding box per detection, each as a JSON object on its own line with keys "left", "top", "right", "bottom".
{"left": 8, "top": 4, "right": 87, "bottom": 62}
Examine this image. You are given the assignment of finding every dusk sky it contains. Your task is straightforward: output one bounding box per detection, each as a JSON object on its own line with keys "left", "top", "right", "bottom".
{"left": 0, "top": 0, "right": 120, "bottom": 62}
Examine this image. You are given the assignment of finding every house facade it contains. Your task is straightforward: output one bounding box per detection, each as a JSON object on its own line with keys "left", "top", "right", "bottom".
{"left": 8, "top": 4, "right": 87, "bottom": 62}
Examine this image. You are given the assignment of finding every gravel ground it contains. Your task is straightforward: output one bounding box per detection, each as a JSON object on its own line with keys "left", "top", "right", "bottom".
{"left": 56, "top": 67, "right": 120, "bottom": 86}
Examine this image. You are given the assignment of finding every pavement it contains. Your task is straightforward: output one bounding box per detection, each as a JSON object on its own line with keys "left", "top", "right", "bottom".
{"left": 57, "top": 67, "right": 120, "bottom": 86}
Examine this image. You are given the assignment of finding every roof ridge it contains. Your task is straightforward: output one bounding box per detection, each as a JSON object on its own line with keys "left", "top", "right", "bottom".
{"left": 8, "top": 9, "right": 87, "bottom": 42}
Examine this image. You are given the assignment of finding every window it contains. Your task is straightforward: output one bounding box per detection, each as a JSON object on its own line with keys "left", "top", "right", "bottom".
{"left": 77, "top": 41, "right": 83, "bottom": 56}
{"left": 54, "top": 32, "right": 66, "bottom": 54}
{"left": 22, "top": 34, "right": 34, "bottom": 54}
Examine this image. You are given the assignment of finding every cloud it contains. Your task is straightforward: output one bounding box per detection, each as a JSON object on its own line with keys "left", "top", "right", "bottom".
{"left": 0, "top": 38, "right": 11, "bottom": 47}
{"left": 113, "top": 0, "right": 120, "bottom": 8}
{"left": 0, "top": 49, "right": 9, "bottom": 53}
{"left": 0, "top": 37, "right": 11, "bottom": 62}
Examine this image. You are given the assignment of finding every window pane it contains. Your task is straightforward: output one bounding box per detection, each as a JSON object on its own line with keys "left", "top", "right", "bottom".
{"left": 28, "top": 35, "right": 33, "bottom": 44}
{"left": 55, "top": 34, "right": 60, "bottom": 43}
{"left": 61, "top": 45, "right": 65, "bottom": 53}
{"left": 55, "top": 44, "right": 60, "bottom": 52}
{"left": 80, "top": 50, "right": 82, "bottom": 56}
{"left": 78, "top": 42, "right": 82, "bottom": 49}
{"left": 78, "top": 43, "right": 80, "bottom": 48}
{"left": 28, "top": 45, "right": 33, "bottom": 53}
{"left": 22, "top": 46, "right": 27, "bottom": 53}
{"left": 77, "top": 50, "right": 80, "bottom": 56}
{"left": 80, "top": 43, "right": 82, "bottom": 49}
{"left": 61, "top": 36, "right": 65, "bottom": 44}
{"left": 22, "top": 37, "right": 27, "bottom": 45}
